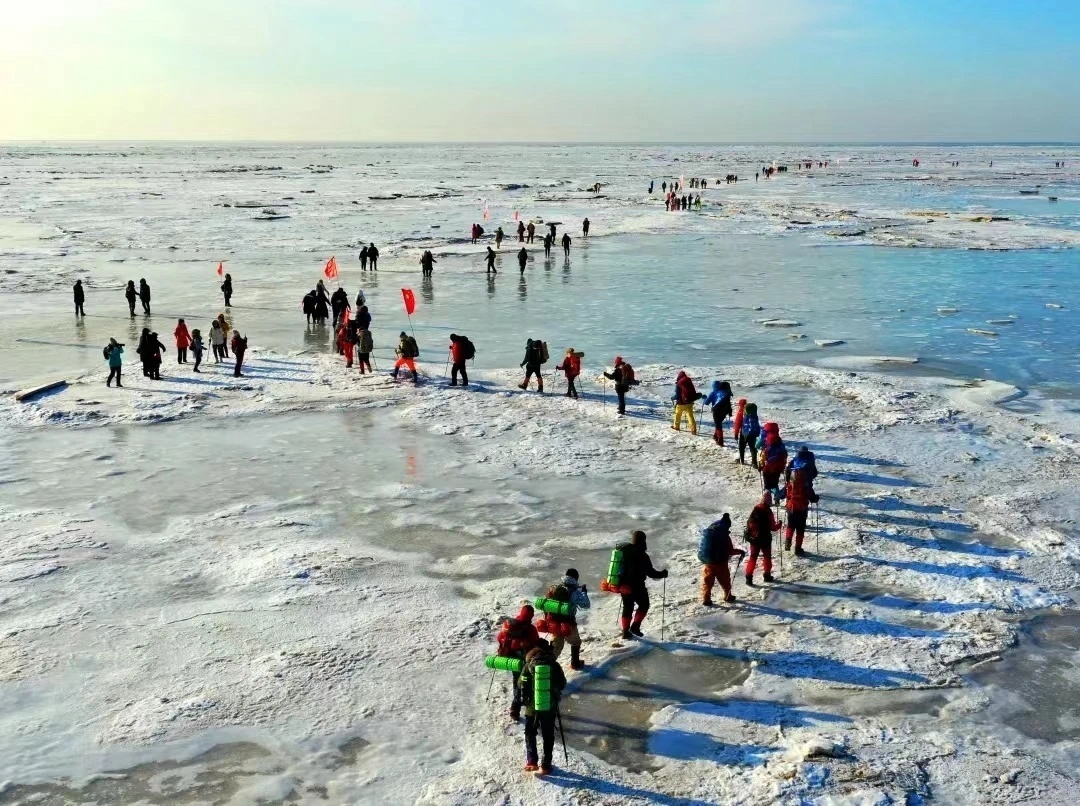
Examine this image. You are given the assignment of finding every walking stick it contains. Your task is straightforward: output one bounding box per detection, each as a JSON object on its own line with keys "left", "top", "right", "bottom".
{"left": 556, "top": 706, "right": 569, "bottom": 763}
{"left": 484, "top": 668, "right": 497, "bottom": 701}
{"left": 444, "top": 348, "right": 451, "bottom": 380}
{"left": 815, "top": 503, "right": 820, "bottom": 554}
{"left": 660, "top": 576, "right": 667, "bottom": 641}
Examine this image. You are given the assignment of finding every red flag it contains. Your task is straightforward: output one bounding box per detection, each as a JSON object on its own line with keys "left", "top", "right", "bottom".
{"left": 401, "top": 288, "right": 416, "bottom": 316}
{"left": 324, "top": 256, "right": 339, "bottom": 281}
{"left": 216, "top": 261, "right": 224, "bottom": 277}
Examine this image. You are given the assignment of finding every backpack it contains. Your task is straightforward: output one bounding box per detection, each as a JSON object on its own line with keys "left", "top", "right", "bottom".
{"left": 614, "top": 541, "right": 639, "bottom": 578}
{"left": 103, "top": 344, "right": 112, "bottom": 360}
{"left": 697, "top": 522, "right": 729, "bottom": 564}
{"left": 539, "top": 341, "right": 549, "bottom": 363}
{"left": 621, "top": 363, "right": 636, "bottom": 384}
{"left": 405, "top": 337, "right": 419, "bottom": 358}
{"left": 461, "top": 338, "right": 476, "bottom": 361}
{"left": 347, "top": 327, "right": 359, "bottom": 345}
{"left": 745, "top": 506, "right": 772, "bottom": 543}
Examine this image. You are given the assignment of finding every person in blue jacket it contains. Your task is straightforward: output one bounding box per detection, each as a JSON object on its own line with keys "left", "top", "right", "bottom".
{"left": 739, "top": 402, "right": 762, "bottom": 468}
{"left": 703, "top": 380, "right": 733, "bottom": 446}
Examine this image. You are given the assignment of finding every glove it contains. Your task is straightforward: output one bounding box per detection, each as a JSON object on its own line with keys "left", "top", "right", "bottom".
{"left": 660, "top": 569, "right": 669, "bottom": 578}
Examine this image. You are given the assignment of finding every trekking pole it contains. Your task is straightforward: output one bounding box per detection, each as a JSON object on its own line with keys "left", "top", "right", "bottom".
{"left": 815, "top": 503, "right": 820, "bottom": 554}
{"left": 484, "top": 668, "right": 497, "bottom": 701}
{"left": 660, "top": 576, "right": 667, "bottom": 641}
{"left": 444, "top": 348, "right": 451, "bottom": 380}
{"left": 556, "top": 706, "right": 569, "bottom": 764}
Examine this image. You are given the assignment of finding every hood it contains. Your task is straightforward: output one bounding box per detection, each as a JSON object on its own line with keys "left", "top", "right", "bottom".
{"left": 711, "top": 381, "right": 722, "bottom": 391}
{"left": 631, "top": 530, "right": 648, "bottom": 550}
{"left": 763, "top": 421, "right": 779, "bottom": 434}
{"left": 676, "top": 371, "right": 687, "bottom": 381}
{"left": 745, "top": 403, "right": 758, "bottom": 415}
{"left": 797, "top": 446, "right": 813, "bottom": 459}
{"left": 614, "top": 356, "right": 624, "bottom": 366}
{"left": 561, "top": 575, "right": 580, "bottom": 590}
{"left": 516, "top": 604, "right": 535, "bottom": 622}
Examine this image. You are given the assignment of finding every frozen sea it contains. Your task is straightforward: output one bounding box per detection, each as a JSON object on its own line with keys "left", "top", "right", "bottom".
{"left": 2, "top": 143, "right": 1080, "bottom": 804}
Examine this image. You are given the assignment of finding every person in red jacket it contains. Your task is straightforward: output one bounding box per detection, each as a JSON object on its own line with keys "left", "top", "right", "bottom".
{"left": 671, "top": 371, "right": 701, "bottom": 434}
{"left": 784, "top": 451, "right": 819, "bottom": 556}
{"left": 497, "top": 604, "right": 540, "bottom": 721}
{"left": 745, "top": 491, "right": 781, "bottom": 585}
{"left": 556, "top": 348, "right": 582, "bottom": 399}
{"left": 337, "top": 323, "right": 354, "bottom": 368}
{"left": 449, "top": 333, "right": 470, "bottom": 387}
{"left": 173, "top": 319, "right": 191, "bottom": 365}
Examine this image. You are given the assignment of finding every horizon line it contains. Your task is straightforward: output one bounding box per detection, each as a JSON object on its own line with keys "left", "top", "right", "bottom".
{"left": 3, "top": 139, "right": 1079, "bottom": 148}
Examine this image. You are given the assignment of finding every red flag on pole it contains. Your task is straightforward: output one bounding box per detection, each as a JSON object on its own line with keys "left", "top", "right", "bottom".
{"left": 401, "top": 288, "right": 416, "bottom": 316}
{"left": 217, "top": 261, "right": 224, "bottom": 277}
{"left": 324, "top": 256, "right": 339, "bottom": 281}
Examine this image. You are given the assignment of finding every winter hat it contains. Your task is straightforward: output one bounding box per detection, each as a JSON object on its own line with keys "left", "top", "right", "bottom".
{"left": 761, "top": 491, "right": 773, "bottom": 506}
{"left": 565, "top": 568, "right": 579, "bottom": 580}
{"left": 400, "top": 331, "right": 407, "bottom": 338}
{"left": 631, "top": 530, "right": 647, "bottom": 549}
{"left": 745, "top": 402, "right": 758, "bottom": 414}
{"left": 614, "top": 356, "right": 624, "bottom": 366}
{"left": 517, "top": 604, "right": 535, "bottom": 622}
{"left": 764, "top": 422, "right": 779, "bottom": 434}
{"left": 712, "top": 380, "right": 722, "bottom": 391}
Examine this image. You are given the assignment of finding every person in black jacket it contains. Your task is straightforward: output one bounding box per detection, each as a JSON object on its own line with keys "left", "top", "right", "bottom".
{"left": 125, "top": 281, "right": 138, "bottom": 317}
{"left": 138, "top": 279, "right": 151, "bottom": 315}
{"left": 618, "top": 530, "right": 667, "bottom": 639}
{"left": 603, "top": 356, "right": 635, "bottom": 416}
{"left": 330, "top": 286, "right": 350, "bottom": 328}
{"left": 73, "top": 280, "right": 85, "bottom": 317}
{"left": 368, "top": 243, "right": 379, "bottom": 271}
{"left": 518, "top": 338, "right": 544, "bottom": 392}
{"left": 221, "top": 273, "right": 233, "bottom": 307}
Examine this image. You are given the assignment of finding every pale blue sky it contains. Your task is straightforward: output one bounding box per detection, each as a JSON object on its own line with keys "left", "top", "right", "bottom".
{"left": 2, "top": 0, "right": 1078, "bottom": 141}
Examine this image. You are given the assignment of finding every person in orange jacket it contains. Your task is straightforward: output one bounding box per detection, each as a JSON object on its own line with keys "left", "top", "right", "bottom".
{"left": 337, "top": 323, "right": 354, "bottom": 368}
{"left": 732, "top": 398, "right": 747, "bottom": 442}
{"left": 556, "top": 348, "right": 582, "bottom": 399}
{"left": 173, "top": 318, "right": 191, "bottom": 364}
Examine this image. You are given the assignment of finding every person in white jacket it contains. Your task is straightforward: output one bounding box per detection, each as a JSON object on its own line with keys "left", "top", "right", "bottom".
{"left": 550, "top": 568, "right": 591, "bottom": 670}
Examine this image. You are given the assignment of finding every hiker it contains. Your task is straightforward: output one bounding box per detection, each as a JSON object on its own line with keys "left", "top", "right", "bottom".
{"left": 517, "top": 247, "right": 528, "bottom": 273}
{"left": 517, "top": 220, "right": 526, "bottom": 242}
{"left": 355, "top": 304, "right": 371, "bottom": 332}
{"left": 355, "top": 288, "right": 366, "bottom": 309}
{"left": 449, "top": 333, "right": 472, "bottom": 387}
{"left": 544, "top": 568, "right": 590, "bottom": 669}
{"left": 698, "top": 514, "right": 738, "bottom": 605}
{"left": 603, "top": 357, "right": 636, "bottom": 416}
{"left": 485, "top": 247, "right": 497, "bottom": 274}
{"left": 392, "top": 331, "right": 420, "bottom": 382}
{"left": 582, "top": 218, "right": 590, "bottom": 237}
{"left": 73, "top": 280, "right": 85, "bottom": 317}
{"left": 617, "top": 530, "right": 668, "bottom": 639}
{"left": 368, "top": 243, "right": 379, "bottom": 270}
{"left": 758, "top": 422, "right": 788, "bottom": 491}
{"left": 470, "top": 223, "right": 480, "bottom": 244}
{"left": 190, "top": 328, "right": 205, "bottom": 373}
{"left": 357, "top": 327, "right": 374, "bottom": 374}
{"left": 173, "top": 318, "right": 191, "bottom": 364}
{"left": 216, "top": 314, "right": 231, "bottom": 357}
{"left": 209, "top": 320, "right": 225, "bottom": 363}
{"left": 518, "top": 639, "right": 566, "bottom": 775}
{"left": 671, "top": 371, "right": 701, "bottom": 434}
{"left": 125, "top": 281, "right": 137, "bottom": 317}
{"left": 135, "top": 328, "right": 151, "bottom": 376}
{"left": 420, "top": 250, "right": 436, "bottom": 276}
{"left": 497, "top": 604, "right": 539, "bottom": 721}
{"left": 104, "top": 338, "right": 124, "bottom": 387}
{"left": 745, "top": 492, "right": 781, "bottom": 586}
{"left": 331, "top": 286, "right": 350, "bottom": 328}
{"left": 561, "top": 233, "right": 571, "bottom": 257}
{"left": 231, "top": 331, "right": 248, "bottom": 377}
{"left": 145, "top": 332, "right": 165, "bottom": 380}
{"left": 518, "top": 338, "right": 546, "bottom": 392}
{"left": 302, "top": 290, "right": 316, "bottom": 324}
{"left": 549, "top": 222, "right": 557, "bottom": 242}
{"left": 733, "top": 398, "right": 747, "bottom": 444}
{"left": 138, "top": 279, "right": 151, "bottom": 315}
{"left": 526, "top": 221, "right": 536, "bottom": 243}
{"left": 738, "top": 402, "right": 761, "bottom": 468}
{"left": 703, "top": 380, "right": 733, "bottom": 445}
{"left": 555, "top": 348, "right": 582, "bottom": 399}
{"left": 495, "top": 227, "right": 504, "bottom": 249}
{"left": 337, "top": 321, "right": 354, "bottom": 368}
{"left": 784, "top": 446, "right": 819, "bottom": 556}
{"left": 543, "top": 233, "right": 552, "bottom": 257}
{"left": 359, "top": 245, "right": 369, "bottom": 270}
{"left": 221, "top": 273, "right": 233, "bottom": 307}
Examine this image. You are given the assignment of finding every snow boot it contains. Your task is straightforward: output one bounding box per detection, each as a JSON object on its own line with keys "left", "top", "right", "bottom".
{"left": 794, "top": 547, "right": 806, "bottom": 557}
{"left": 525, "top": 762, "right": 539, "bottom": 772}
{"left": 537, "top": 378, "right": 544, "bottom": 394}
{"left": 630, "top": 622, "right": 644, "bottom": 638}
{"left": 745, "top": 574, "right": 754, "bottom": 586}
{"left": 518, "top": 382, "right": 527, "bottom": 390}
{"left": 724, "top": 593, "right": 737, "bottom": 603}
{"left": 702, "top": 596, "right": 714, "bottom": 607}
{"left": 784, "top": 540, "right": 792, "bottom": 552}
{"left": 619, "top": 616, "right": 631, "bottom": 640}
{"left": 538, "top": 764, "right": 552, "bottom": 776}
{"left": 509, "top": 707, "right": 520, "bottom": 722}
{"left": 570, "top": 645, "right": 584, "bottom": 671}
{"left": 763, "top": 573, "right": 775, "bottom": 583}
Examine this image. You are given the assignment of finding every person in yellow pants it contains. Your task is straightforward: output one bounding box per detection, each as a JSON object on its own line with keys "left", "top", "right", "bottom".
{"left": 671, "top": 371, "right": 701, "bottom": 434}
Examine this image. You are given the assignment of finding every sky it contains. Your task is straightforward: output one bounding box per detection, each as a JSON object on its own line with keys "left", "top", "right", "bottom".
{"left": 1, "top": 0, "right": 1078, "bottom": 142}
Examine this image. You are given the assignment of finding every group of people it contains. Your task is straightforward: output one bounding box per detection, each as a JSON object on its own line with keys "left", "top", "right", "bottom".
{"left": 103, "top": 311, "right": 247, "bottom": 385}
{"left": 471, "top": 219, "right": 588, "bottom": 273}
{"left": 358, "top": 243, "right": 380, "bottom": 270}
